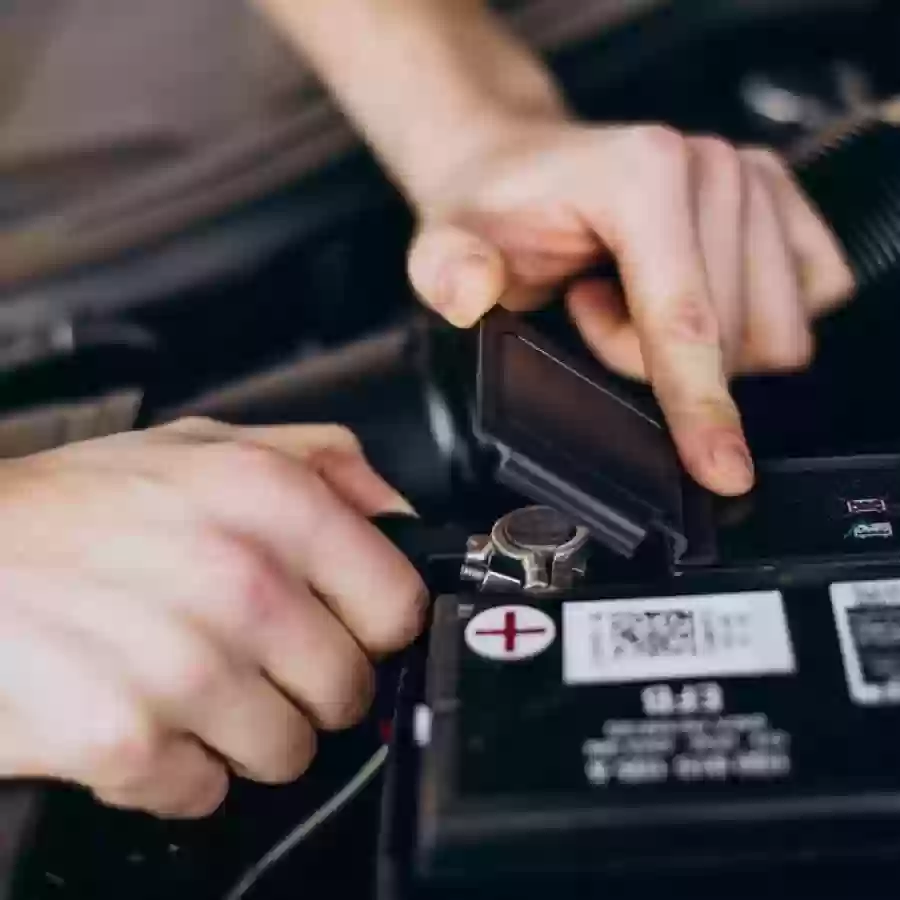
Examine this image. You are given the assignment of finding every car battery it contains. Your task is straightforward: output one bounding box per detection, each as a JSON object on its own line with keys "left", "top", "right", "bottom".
{"left": 376, "top": 309, "right": 900, "bottom": 900}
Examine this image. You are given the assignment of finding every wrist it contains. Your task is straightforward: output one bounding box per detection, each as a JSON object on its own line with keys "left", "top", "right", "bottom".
{"left": 394, "top": 98, "right": 568, "bottom": 212}
{"left": 254, "top": 0, "right": 568, "bottom": 207}
{"left": 364, "top": 4, "right": 571, "bottom": 208}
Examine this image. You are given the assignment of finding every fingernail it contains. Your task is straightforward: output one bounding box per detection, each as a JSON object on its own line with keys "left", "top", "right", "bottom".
{"left": 379, "top": 491, "right": 418, "bottom": 517}
{"left": 316, "top": 450, "right": 417, "bottom": 516}
{"left": 343, "top": 461, "right": 417, "bottom": 516}
{"left": 437, "top": 253, "right": 495, "bottom": 328}
{"left": 710, "top": 435, "right": 755, "bottom": 494}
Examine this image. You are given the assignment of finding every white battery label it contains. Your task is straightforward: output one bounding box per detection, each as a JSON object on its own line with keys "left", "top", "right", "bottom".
{"left": 562, "top": 591, "right": 795, "bottom": 685}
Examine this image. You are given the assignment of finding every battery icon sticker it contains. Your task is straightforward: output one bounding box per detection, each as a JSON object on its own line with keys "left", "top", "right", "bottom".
{"left": 846, "top": 498, "right": 887, "bottom": 515}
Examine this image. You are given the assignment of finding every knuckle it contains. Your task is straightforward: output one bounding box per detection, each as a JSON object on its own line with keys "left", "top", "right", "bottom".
{"left": 657, "top": 296, "right": 720, "bottom": 347}
{"left": 661, "top": 392, "right": 741, "bottom": 432}
{"left": 269, "top": 727, "right": 318, "bottom": 783}
{"left": 631, "top": 124, "right": 688, "bottom": 167}
{"left": 741, "top": 145, "right": 781, "bottom": 171}
{"left": 163, "top": 416, "right": 227, "bottom": 442}
{"left": 183, "top": 772, "right": 230, "bottom": 818}
{"left": 745, "top": 166, "right": 772, "bottom": 207}
{"left": 693, "top": 134, "right": 732, "bottom": 156}
{"left": 167, "top": 647, "right": 232, "bottom": 706}
{"left": 815, "top": 267, "right": 856, "bottom": 309}
{"left": 164, "top": 758, "right": 230, "bottom": 818}
{"left": 208, "top": 441, "right": 327, "bottom": 533}
{"left": 301, "top": 430, "right": 367, "bottom": 478}
{"left": 318, "top": 424, "right": 362, "bottom": 453}
{"left": 650, "top": 349, "right": 737, "bottom": 416}
{"left": 693, "top": 136, "right": 742, "bottom": 189}
{"left": 207, "top": 541, "right": 287, "bottom": 633}
{"left": 169, "top": 415, "right": 218, "bottom": 432}
{"left": 74, "top": 705, "right": 160, "bottom": 785}
{"left": 190, "top": 529, "right": 289, "bottom": 634}
{"left": 95, "top": 761, "right": 229, "bottom": 820}
{"left": 357, "top": 576, "right": 428, "bottom": 656}
{"left": 210, "top": 439, "right": 289, "bottom": 484}
{"left": 316, "top": 654, "right": 376, "bottom": 731}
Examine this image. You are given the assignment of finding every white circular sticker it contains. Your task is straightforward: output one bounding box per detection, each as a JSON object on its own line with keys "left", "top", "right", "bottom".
{"left": 464, "top": 605, "right": 556, "bottom": 662}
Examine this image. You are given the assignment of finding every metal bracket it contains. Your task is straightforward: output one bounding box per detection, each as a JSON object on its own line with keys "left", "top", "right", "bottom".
{"left": 460, "top": 505, "right": 591, "bottom": 595}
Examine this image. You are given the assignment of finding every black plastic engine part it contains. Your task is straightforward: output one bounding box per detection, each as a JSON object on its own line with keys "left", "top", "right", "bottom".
{"left": 794, "top": 115, "right": 900, "bottom": 293}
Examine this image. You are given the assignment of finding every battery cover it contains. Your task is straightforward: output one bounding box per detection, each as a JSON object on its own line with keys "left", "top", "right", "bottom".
{"left": 476, "top": 309, "right": 690, "bottom": 559}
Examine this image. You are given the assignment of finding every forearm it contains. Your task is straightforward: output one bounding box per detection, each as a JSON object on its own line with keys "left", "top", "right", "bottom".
{"left": 253, "top": 0, "right": 567, "bottom": 204}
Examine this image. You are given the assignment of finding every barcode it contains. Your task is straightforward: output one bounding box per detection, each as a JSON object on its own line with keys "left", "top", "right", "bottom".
{"left": 563, "top": 592, "right": 795, "bottom": 685}
{"left": 610, "top": 610, "right": 697, "bottom": 659}
{"left": 832, "top": 580, "right": 900, "bottom": 706}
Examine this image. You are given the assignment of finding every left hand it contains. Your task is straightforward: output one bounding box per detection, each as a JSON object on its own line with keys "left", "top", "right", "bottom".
{"left": 406, "top": 121, "right": 855, "bottom": 497}
{"left": 0, "top": 419, "right": 423, "bottom": 818}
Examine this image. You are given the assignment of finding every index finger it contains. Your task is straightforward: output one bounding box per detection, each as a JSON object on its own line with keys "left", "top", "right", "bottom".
{"left": 166, "top": 419, "right": 415, "bottom": 517}
{"left": 592, "top": 128, "right": 753, "bottom": 495}
{"left": 187, "top": 441, "right": 428, "bottom": 656}
{"left": 742, "top": 148, "right": 855, "bottom": 314}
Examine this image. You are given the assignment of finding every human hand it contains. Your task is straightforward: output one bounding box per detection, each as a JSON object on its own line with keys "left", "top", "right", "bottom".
{"left": 407, "top": 122, "right": 855, "bottom": 496}
{"left": 0, "top": 418, "right": 425, "bottom": 817}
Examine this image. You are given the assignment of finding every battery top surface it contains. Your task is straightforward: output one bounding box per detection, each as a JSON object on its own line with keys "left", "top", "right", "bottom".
{"left": 415, "top": 570, "right": 900, "bottom": 880}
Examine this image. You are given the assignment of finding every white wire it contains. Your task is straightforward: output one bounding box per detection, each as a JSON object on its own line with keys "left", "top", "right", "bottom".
{"left": 222, "top": 744, "right": 390, "bottom": 900}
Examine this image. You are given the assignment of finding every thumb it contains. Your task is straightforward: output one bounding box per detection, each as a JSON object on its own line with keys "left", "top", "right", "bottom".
{"left": 407, "top": 221, "right": 507, "bottom": 327}
{"left": 0, "top": 708, "right": 47, "bottom": 779}
{"left": 241, "top": 424, "right": 417, "bottom": 517}
{"left": 164, "top": 419, "right": 415, "bottom": 516}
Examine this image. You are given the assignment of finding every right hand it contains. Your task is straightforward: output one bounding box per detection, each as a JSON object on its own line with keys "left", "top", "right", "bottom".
{"left": 408, "top": 122, "right": 856, "bottom": 496}
{"left": 0, "top": 418, "right": 426, "bottom": 818}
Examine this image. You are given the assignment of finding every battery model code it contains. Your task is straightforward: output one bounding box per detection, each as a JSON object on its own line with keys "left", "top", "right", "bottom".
{"left": 563, "top": 593, "right": 796, "bottom": 788}
{"left": 582, "top": 701, "right": 792, "bottom": 787}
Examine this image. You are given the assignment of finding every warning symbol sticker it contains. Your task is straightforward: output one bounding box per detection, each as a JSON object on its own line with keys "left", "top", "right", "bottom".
{"left": 464, "top": 605, "right": 556, "bottom": 662}
{"left": 831, "top": 579, "right": 900, "bottom": 706}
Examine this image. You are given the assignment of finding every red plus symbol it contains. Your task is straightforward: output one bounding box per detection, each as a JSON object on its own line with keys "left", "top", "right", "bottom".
{"left": 475, "top": 609, "right": 548, "bottom": 653}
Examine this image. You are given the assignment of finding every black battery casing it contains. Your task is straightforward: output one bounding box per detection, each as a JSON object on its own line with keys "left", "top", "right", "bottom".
{"left": 379, "top": 562, "right": 900, "bottom": 900}
{"left": 377, "top": 309, "right": 900, "bottom": 899}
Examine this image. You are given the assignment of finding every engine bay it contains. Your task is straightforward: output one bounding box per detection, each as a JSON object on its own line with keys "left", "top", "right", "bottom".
{"left": 5, "top": 3, "right": 900, "bottom": 899}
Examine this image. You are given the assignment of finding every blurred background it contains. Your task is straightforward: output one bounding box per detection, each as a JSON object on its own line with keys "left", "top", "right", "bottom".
{"left": 0, "top": 1, "right": 897, "bottom": 433}
{"left": 0, "top": 1, "right": 898, "bottom": 424}
{"left": 3, "top": 1, "right": 900, "bottom": 898}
